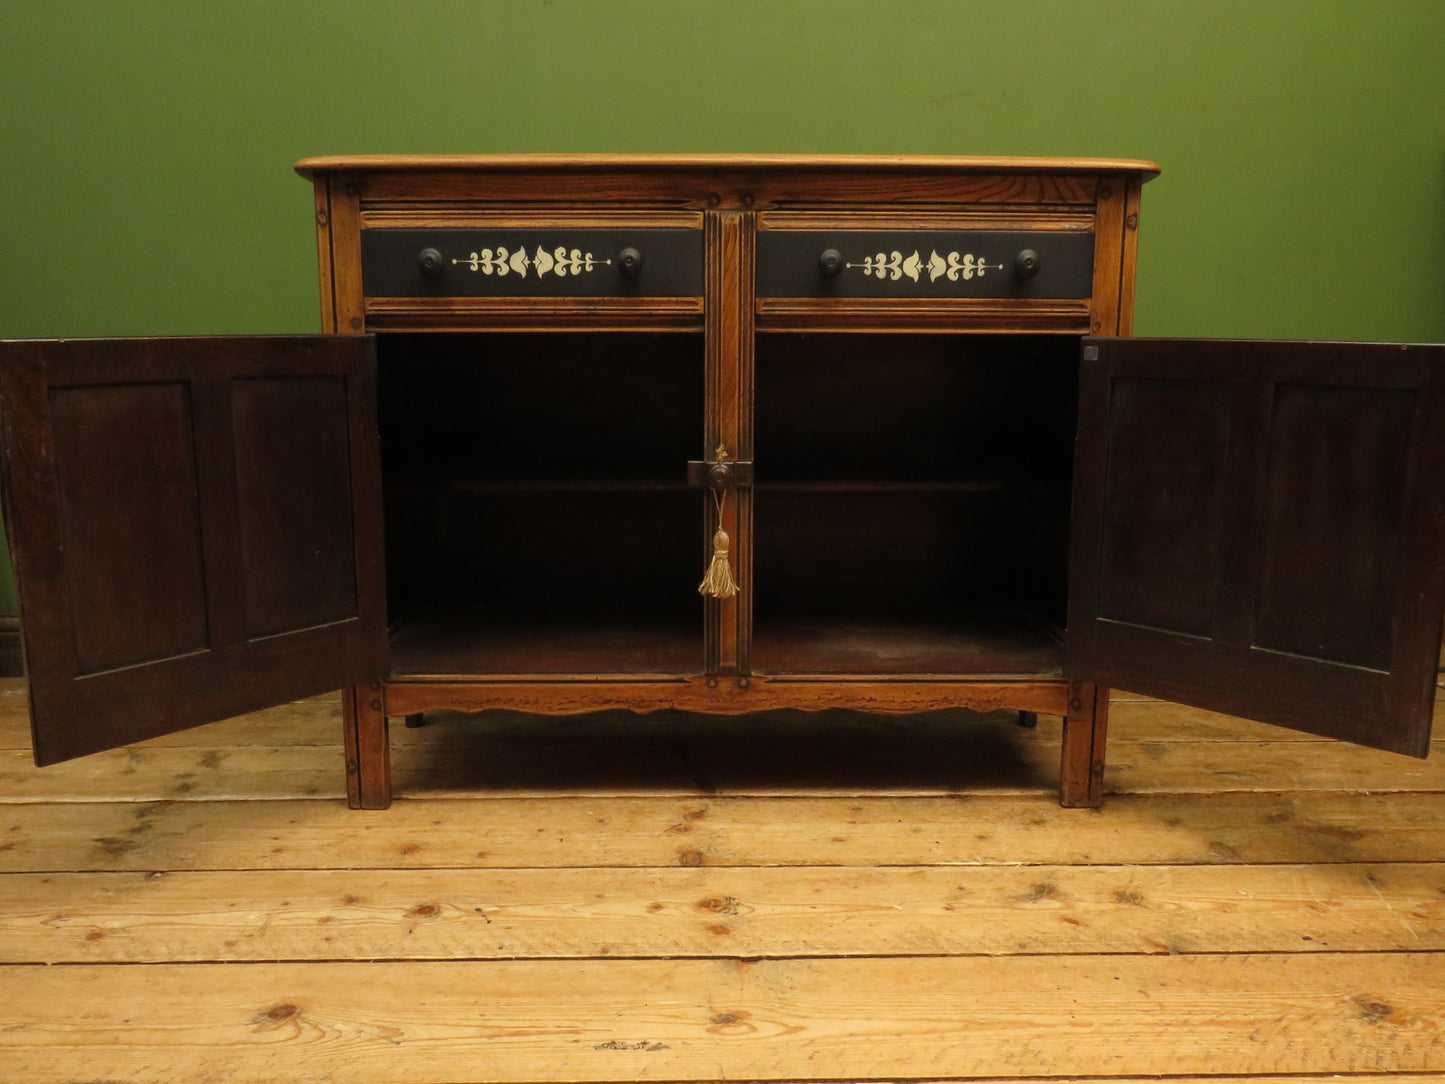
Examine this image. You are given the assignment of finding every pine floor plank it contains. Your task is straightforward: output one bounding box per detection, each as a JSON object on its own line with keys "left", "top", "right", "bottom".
{"left": 5, "top": 861, "right": 1445, "bottom": 963}
{"left": 4, "top": 790, "right": 1445, "bottom": 872}
{"left": 1, "top": 681, "right": 1440, "bottom": 753}
{"left": 5, "top": 679, "right": 1445, "bottom": 1082}
{"left": 390, "top": 733, "right": 1445, "bottom": 797}
{"left": 2, "top": 954, "right": 1443, "bottom": 1082}
{"left": 6, "top": 678, "right": 1445, "bottom": 806}
{"left": 0, "top": 683, "right": 341, "bottom": 750}
{"left": 9, "top": 734, "right": 1445, "bottom": 803}
{"left": 0, "top": 744, "right": 350, "bottom": 802}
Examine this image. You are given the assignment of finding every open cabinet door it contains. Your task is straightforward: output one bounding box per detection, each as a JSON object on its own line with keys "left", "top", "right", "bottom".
{"left": 0, "top": 336, "right": 387, "bottom": 765}
{"left": 1067, "top": 338, "right": 1445, "bottom": 756}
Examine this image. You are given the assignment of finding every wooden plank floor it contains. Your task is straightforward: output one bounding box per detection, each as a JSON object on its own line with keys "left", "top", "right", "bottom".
{"left": 2, "top": 677, "right": 1445, "bottom": 1082}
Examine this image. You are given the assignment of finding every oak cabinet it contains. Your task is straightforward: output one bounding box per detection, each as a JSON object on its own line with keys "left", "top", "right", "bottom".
{"left": 3, "top": 156, "right": 1442, "bottom": 810}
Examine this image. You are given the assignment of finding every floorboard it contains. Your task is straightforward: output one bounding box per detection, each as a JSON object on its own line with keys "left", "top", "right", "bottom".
{"left": 4, "top": 955, "right": 1444, "bottom": 1082}
{"left": 1, "top": 679, "right": 1444, "bottom": 1082}
{"left": 4, "top": 861, "right": 1444, "bottom": 963}
{"left": 6, "top": 790, "right": 1445, "bottom": 872}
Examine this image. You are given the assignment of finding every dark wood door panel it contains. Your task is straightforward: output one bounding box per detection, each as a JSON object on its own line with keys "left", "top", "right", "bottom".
{"left": 49, "top": 381, "right": 211, "bottom": 673}
{"left": 0, "top": 336, "right": 387, "bottom": 765}
{"left": 1095, "top": 377, "right": 1231, "bottom": 638}
{"left": 1068, "top": 338, "right": 1445, "bottom": 756}
{"left": 232, "top": 376, "right": 359, "bottom": 638}
{"left": 1252, "top": 383, "right": 1417, "bottom": 669}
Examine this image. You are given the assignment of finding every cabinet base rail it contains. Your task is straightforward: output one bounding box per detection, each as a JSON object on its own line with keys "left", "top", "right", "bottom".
{"left": 342, "top": 677, "right": 1107, "bottom": 811}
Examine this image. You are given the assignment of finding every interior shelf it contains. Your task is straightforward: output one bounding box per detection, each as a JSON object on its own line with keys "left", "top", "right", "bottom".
{"left": 373, "top": 327, "right": 1080, "bottom": 683}
{"left": 751, "top": 609, "right": 1064, "bottom": 677}
{"left": 754, "top": 332, "right": 1079, "bottom": 485}
{"left": 377, "top": 331, "right": 704, "bottom": 483}
{"left": 751, "top": 332, "right": 1078, "bottom": 676}
{"left": 755, "top": 478, "right": 1042, "bottom": 495}
{"left": 390, "top": 610, "right": 702, "bottom": 677}
{"left": 376, "top": 330, "right": 707, "bottom": 675}
{"left": 384, "top": 477, "right": 691, "bottom": 494}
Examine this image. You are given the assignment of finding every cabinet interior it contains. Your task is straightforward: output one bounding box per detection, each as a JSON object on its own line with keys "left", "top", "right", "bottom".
{"left": 376, "top": 330, "right": 1079, "bottom": 679}
{"left": 377, "top": 332, "right": 705, "bottom": 676}
{"left": 752, "top": 333, "right": 1078, "bottom": 676}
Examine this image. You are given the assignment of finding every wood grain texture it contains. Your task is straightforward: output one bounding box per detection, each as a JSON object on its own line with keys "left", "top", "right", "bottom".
{"left": 4, "top": 687, "right": 1437, "bottom": 751}
{"left": 6, "top": 861, "right": 1445, "bottom": 963}
{"left": 7, "top": 723, "right": 1445, "bottom": 804}
{"left": 297, "top": 155, "right": 1155, "bottom": 221}
{"left": 703, "top": 210, "right": 755, "bottom": 675}
{"left": 343, "top": 682, "right": 390, "bottom": 810}
{"left": 4, "top": 679, "right": 1445, "bottom": 1081}
{"left": 1117, "top": 175, "right": 1144, "bottom": 335}
{"left": 360, "top": 209, "right": 706, "bottom": 230}
{"left": 0, "top": 684, "right": 340, "bottom": 749}
{"left": 345, "top": 169, "right": 1118, "bottom": 210}
{"left": 7, "top": 789, "right": 1445, "bottom": 872}
{"left": 1087, "top": 175, "right": 1129, "bottom": 339}
{"left": 386, "top": 677, "right": 1072, "bottom": 718}
{"left": 754, "top": 296, "right": 1091, "bottom": 333}
{"left": 297, "top": 153, "right": 1162, "bottom": 175}
{"left": 312, "top": 179, "right": 336, "bottom": 332}
{"left": 327, "top": 175, "right": 366, "bottom": 333}
{"left": 1, "top": 954, "right": 1439, "bottom": 1082}
{"left": 318, "top": 155, "right": 1154, "bottom": 808}
{"left": 363, "top": 295, "right": 705, "bottom": 331}
{"left": 1060, "top": 680, "right": 1110, "bottom": 806}
{"left": 1069, "top": 339, "right": 1445, "bottom": 756}
{"left": 758, "top": 209, "right": 1096, "bottom": 232}
{"left": 0, "top": 338, "right": 387, "bottom": 766}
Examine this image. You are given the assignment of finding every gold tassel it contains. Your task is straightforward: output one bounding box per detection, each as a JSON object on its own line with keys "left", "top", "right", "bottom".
{"left": 699, "top": 526, "right": 739, "bottom": 598}
{"left": 699, "top": 481, "right": 739, "bottom": 598}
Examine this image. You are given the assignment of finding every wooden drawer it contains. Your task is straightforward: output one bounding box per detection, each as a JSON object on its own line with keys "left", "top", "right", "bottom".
{"left": 756, "top": 228, "right": 1093, "bottom": 299}
{"left": 754, "top": 212, "right": 1097, "bottom": 333}
{"left": 361, "top": 227, "right": 704, "bottom": 299}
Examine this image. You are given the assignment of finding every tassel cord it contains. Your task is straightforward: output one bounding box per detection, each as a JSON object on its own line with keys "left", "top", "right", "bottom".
{"left": 699, "top": 486, "right": 739, "bottom": 598}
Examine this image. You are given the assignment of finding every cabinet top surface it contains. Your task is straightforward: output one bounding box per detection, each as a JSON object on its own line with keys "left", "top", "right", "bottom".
{"left": 294, "top": 153, "right": 1161, "bottom": 178}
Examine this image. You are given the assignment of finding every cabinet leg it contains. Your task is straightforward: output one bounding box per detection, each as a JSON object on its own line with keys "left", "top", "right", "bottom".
{"left": 1059, "top": 682, "right": 1109, "bottom": 808}
{"left": 342, "top": 682, "right": 392, "bottom": 810}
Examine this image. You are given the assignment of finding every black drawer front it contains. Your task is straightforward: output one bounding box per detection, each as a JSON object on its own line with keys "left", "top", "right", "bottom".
{"left": 756, "top": 230, "right": 1094, "bottom": 299}
{"left": 362, "top": 228, "right": 704, "bottom": 298}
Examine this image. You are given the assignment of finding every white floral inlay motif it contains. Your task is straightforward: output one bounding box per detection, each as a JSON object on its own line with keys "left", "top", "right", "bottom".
{"left": 453, "top": 245, "right": 613, "bottom": 279}
{"left": 844, "top": 249, "right": 1004, "bottom": 285}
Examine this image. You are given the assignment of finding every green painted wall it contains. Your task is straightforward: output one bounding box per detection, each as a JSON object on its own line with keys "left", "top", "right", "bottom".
{"left": 1, "top": 0, "right": 1443, "bottom": 613}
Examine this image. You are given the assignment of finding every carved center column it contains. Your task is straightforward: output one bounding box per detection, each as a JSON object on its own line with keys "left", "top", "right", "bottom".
{"left": 704, "top": 210, "right": 756, "bottom": 677}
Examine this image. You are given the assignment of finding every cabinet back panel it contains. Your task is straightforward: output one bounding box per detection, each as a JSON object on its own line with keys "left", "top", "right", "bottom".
{"left": 392, "top": 489, "right": 700, "bottom": 623}
{"left": 376, "top": 332, "right": 704, "bottom": 636}
{"left": 755, "top": 489, "right": 1068, "bottom": 622}
{"left": 377, "top": 333, "right": 704, "bottom": 482}
{"left": 756, "top": 490, "right": 1016, "bottom": 618}
{"left": 754, "top": 333, "right": 1076, "bottom": 634}
{"left": 755, "top": 334, "right": 1077, "bottom": 482}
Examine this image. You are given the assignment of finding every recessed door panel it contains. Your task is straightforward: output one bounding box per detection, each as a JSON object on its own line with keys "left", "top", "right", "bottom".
{"left": 1253, "top": 383, "right": 1415, "bottom": 670}
{"left": 232, "top": 376, "right": 359, "bottom": 639}
{"left": 0, "top": 336, "right": 387, "bottom": 765}
{"left": 50, "top": 382, "right": 210, "bottom": 673}
{"left": 1069, "top": 338, "right": 1445, "bottom": 756}
{"left": 1097, "top": 377, "right": 1230, "bottom": 638}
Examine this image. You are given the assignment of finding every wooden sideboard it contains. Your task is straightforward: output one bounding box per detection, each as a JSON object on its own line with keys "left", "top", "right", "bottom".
{"left": 3, "top": 155, "right": 1443, "bottom": 811}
